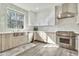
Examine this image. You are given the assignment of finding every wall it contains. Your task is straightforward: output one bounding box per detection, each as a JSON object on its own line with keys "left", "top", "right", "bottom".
{"left": 0, "top": 3, "right": 33, "bottom": 42}
{"left": 0, "top": 4, "right": 34, "bottom": 52}
{"left": 0, "top": 3, "right": 32, "bottom": 33}
{"left": 37, "top": 4, "right": 79, "bottom": 32}
{"left": 36, "top": 7, "right": 55, "bottom": 26}
{"left": 28, "top": 11, "right": 37, "bottom": 26}
{"left": 38, "top": 17, "right": 79, "bottom": 32}
{"left": 56, "top": 17, "right": 79, "bottom": 32}
{"left": 8, "top": 3, "right": 79, "bottom": 33}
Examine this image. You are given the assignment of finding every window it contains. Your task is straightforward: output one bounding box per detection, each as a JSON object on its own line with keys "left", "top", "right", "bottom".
{"left": 7, "top": 9, "right": 24, "bottom": 29}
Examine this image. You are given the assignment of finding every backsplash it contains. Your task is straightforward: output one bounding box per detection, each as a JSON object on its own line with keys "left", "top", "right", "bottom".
{"left": 38, "top": 17, "right": 79, "bottom": 32}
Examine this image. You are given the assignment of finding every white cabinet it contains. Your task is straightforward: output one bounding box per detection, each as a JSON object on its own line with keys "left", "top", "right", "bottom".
{"left": 75, "top": 35, "right": 79, "bottom": 51}
{"left": 27, "top": 32, "right": 33, "bottom": 43}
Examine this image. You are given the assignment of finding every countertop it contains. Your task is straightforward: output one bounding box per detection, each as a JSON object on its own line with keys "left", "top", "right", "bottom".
{"left": 0, "top": 30, "right": 79, "bottom": 35}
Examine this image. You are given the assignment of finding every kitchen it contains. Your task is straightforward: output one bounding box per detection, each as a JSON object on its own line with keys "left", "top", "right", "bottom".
{"left": 0, "top": 3, "right": 79, "bottom": 56}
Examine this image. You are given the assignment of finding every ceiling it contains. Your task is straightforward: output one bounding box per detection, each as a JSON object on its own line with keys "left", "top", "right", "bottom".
{"left": 13, "top": 3, "right": 62, "bottom": 12}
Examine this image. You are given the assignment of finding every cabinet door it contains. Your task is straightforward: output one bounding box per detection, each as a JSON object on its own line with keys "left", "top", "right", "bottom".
{"left": 18, "top": 36, "right": 23, "bottom": 45}
{"left": 12, "top": 34, "right": 23, "bottom": 47}
{"left": 28, "top": 32, "right": 33, "bottom": 43}
{"left": 75, "top": 35, "right": 79, "bottom": 51}
{"left": 2, "top": 34, "right": 10, "bottom": 51}
{"left": 9, "top": 34, "right": 14, "bottom": 48}
{"left": 17, "top": 34, "right": 27, "bottom": 45}
{"left": 11, "top": 33, "right": 27, "bottom": 47}
{"left": 15, "top": 36, "right": 20, "bottom": 47}
{"left": 11, "top": 36, "right": 17, "bottom": 48}
{"left": 21, "top": 35, "right": 27, "bottom": 44}
{"left": 0, "top": 34, "right": 2, "bottom": 52}
{"left": 2, "top": 34, "right": 6, "bottom": 51}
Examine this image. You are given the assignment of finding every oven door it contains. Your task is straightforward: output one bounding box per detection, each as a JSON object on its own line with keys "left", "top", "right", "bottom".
{"left": 57, "top": 36, "right": 72, "bottom": 49}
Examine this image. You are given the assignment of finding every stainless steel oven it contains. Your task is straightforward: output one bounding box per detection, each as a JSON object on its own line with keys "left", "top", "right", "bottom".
{"left": 56, "top": 31, "right": 76, "bottom": 50}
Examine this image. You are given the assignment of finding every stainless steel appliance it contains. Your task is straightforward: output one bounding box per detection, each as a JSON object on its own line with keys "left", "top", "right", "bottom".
{"left": 56, "top": 3, "right": 77, "bottom": 19}
{"left": 56, "top": 31, "right": 76, "bottom": 50}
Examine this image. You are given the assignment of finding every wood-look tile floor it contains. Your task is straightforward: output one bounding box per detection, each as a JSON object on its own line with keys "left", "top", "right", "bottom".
{"left": 17, "top": 42, "right": 78, "bottom": 56}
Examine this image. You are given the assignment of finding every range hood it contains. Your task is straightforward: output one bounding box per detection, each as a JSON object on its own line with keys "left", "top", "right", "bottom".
{"left": 57, "top": 12, "right": 75, "bottom": 19}
{"left": 57, "top": 3, "right": 77, "bottom": 19}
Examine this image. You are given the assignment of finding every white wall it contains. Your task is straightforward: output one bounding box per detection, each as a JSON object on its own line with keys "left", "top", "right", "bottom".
{"left": 38, "top": 17, "right": 79, "bottom": 32}
{"left": 36, "top": 7, "right": 55, "bottom": 26}
{"left": 56, "top": 17, "right": 79, "bottom": 32}
{"left": 0, "top": 4, "right": 29, "bottom": 33}
{"left": 28, "top": 11, "right": 37, "bottom": 26}
{"left": 37, "top": 4, "right": 79, "bottom": 33}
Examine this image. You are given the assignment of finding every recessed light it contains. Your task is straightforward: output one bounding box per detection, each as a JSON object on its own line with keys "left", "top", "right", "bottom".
{"left": 35, "top": 7, "right": 39, "bottom": 10}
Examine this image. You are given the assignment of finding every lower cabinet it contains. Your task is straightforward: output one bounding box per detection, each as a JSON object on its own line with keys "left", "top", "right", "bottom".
{"left": 2, "top": 34, "right": 10, "bottom": 51}
{"left": 0, "top": 32, "right": 27, "bottom": 52}
{"left": 75, "top": 35, "right": 79, "bottom": 51}
{"left": 9, "top": 34, "right": 13, "bottom": 49}
{"left": 0, "top": 34, "right": 2, "bottom": 52}
{"left": 27, "top": 32, "right": 33, "bottom": 43}
{"left": 12, "top": 33, "right": 27, "bottom": 47}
